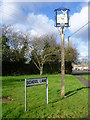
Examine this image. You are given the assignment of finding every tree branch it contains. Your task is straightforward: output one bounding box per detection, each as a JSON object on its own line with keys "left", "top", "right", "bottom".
{"left": 32, "top": 60, "right": 40, "bottom": 71}
{"left": 43, "top": 49, "right": 60, "bottom": 60}
{"left": 33, "top": 52, "right": 41, "bottom": 67}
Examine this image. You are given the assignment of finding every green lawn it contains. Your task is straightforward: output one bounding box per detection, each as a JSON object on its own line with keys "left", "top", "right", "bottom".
{"left": 1, "top": 74, "right": 88, "bottom": 118}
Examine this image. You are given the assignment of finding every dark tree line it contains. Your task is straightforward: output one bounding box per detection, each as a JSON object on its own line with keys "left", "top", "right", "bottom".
{"left": 1, "top": 25, "right": 78, "bottom": 75}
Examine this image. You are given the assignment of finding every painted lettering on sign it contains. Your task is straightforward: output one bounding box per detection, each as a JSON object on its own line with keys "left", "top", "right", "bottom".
{"left": 26, "top": 78, "right": 47, "bottom": 87}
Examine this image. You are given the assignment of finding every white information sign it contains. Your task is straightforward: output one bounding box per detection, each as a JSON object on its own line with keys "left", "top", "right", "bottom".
{"left": 25, "top": 77, "right": 48, "bottom": 112}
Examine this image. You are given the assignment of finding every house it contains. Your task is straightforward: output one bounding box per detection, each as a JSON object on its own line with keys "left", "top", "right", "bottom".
{"left": 72, "top": 63, "right": 88, "bottom": 71}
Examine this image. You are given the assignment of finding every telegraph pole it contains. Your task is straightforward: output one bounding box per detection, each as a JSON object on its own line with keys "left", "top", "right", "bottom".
{"left": 61, "top": 26, "right": 65, "bottom": 96}
{"left": 68, "top": 36, "right": 69, "bottom": 48}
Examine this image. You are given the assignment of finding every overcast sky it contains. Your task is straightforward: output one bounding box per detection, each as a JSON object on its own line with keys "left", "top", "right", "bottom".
{"left": 0, "top": 1, "right": 89, "bottom": 60}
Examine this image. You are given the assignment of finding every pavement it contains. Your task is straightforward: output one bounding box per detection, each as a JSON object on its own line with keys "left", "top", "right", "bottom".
{"left": 75, "top": 75, "right": 90, "bottom": 88}
{"left": 72, "top": 70, "right": 90, "bottom": 88}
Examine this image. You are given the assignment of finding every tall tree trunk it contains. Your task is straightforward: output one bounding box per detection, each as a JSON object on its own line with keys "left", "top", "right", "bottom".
{"left": 40, "top": 66, "right": 43, "bottom": 75}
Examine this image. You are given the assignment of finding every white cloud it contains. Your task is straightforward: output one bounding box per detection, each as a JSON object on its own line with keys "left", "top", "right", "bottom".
{"left": 0, "top": 2, "right": 58, "bottom": 37}
{"left": 0, "top": 2, "right": 25, "bottom": 25}
{"left": 69, "top": 6, "right": 88, "bottom": 41}
{"left": 26, "top": 13, "right": 58, "bottom": 36}
{"left": 68, "top": 6, "right": 88, "bottom": 60}
{"left": 67, "top": 37, "right": 88, "bottom": 59}
{"left": 9, "top": 13, "right": 58, "bottom": 38}
{"left": 78, "top": 41, "right": 88, "bottom": 58}
{"left": 13, "top": 24, "right": 28, "bottom": 32}
{"left": 70, "top": 6, "right": 88, "bottom": 32}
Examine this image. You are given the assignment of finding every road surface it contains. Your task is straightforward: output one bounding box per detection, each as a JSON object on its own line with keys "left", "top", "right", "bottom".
{"left": 72, "top": 70, "right": 90, "bottom": 75}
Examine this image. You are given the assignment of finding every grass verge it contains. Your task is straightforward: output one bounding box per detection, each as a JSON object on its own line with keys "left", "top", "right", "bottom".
{"left": 1, "top": 74, "right": 88, "bottom": 118}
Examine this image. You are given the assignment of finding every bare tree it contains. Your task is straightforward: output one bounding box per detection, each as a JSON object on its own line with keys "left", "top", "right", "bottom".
{"left": 31, "top": 34, "right": 60, "bottom": 75}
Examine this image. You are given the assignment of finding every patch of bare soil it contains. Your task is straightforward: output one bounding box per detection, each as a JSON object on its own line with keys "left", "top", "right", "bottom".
{"left": 0, "top": 97, "right": 13, "bottom": 102}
